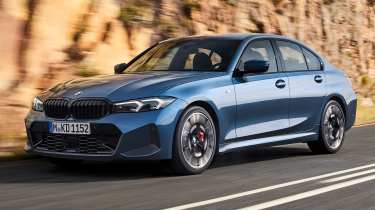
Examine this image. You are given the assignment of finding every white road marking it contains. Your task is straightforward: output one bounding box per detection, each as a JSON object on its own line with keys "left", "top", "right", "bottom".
{"left": 237, "top": 174, "right": 375, "bottom": 210}
{"left": 321, "top": 168, "right": 375, "bottom": 183}
{"left": 164, "top": 163, "right": 375, "bottom": 210}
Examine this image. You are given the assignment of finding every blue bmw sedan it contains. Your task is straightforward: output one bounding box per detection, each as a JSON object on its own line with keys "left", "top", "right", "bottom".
{"left": 25, "top": 34, "right": 357, "bottom": 174}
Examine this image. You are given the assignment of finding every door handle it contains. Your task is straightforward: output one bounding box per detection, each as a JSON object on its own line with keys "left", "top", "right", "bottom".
{"left": 314, "top": 75, "right": 323, "bottom": 83}
{"left": 275, "top": 79, "right": 286, "bottom": 89}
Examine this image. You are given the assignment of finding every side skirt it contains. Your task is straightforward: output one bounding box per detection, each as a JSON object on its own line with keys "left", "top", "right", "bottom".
{"left": 219, "top": 132, "right": 318, "bottom": 154}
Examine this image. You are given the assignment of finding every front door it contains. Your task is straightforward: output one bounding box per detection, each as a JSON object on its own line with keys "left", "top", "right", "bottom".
{"left": 233, "top": 40, "right": 290, "bottom": 140}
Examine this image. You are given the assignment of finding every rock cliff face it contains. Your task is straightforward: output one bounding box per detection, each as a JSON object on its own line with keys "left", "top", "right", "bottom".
{"left": 0, "top": 0, "right": 374, "bottom": 134}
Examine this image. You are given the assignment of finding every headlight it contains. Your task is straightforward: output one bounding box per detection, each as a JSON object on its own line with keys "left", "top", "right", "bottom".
{"left": 32, "top": 97, "right": 43, "bottom": 112}
{"left": 113, "top": 97, "right": 175, "bottom": 113}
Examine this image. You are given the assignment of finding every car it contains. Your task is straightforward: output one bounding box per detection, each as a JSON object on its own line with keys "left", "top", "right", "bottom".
{"left": 24, "top": 34, "right": 357, "bottom": 174}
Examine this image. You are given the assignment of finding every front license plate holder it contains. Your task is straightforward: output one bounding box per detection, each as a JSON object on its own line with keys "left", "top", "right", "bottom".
{"left": 49, "top": 122, "right": 91, "bottom": 135}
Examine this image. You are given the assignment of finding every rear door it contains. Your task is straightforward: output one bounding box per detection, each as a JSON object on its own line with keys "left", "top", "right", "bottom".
{"left": 233, "top": 39, "right": 290, "bottom": 140}
{"left": 275, "top": 40, "right": 326, "bottom": 133}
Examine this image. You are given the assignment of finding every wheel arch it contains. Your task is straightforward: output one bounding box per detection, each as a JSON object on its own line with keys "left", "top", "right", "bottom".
{"left": 325, "top": 94, "right": 348, "bottom": 127}
{"left": 186, "top": 101, "right": 220, "bottom": 140}
{"left": 171, "top": 100, "right": 221, "bottom": 174}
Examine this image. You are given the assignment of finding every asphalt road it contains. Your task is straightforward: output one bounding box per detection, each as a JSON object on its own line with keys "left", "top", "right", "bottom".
{"left": 0, "top": 125, "right": 375, "bottom": 210}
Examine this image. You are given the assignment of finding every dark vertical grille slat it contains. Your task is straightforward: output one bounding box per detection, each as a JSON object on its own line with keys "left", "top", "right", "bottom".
{"left": 84, "top": 101, "right": 88, "bottom": 119}
{"left": 86, "top": 101, "right": 90, "bottom": 118}
{"left": 80, "top": 101, "right": 85, "bottom": 119}
{"left": 93, "top": 101, "right": 96, "bottom": 118}
{"left": 88, "top": 101, "right": 92, "bottom": 119}
{"left": 91, "top": 101, "right": 95, "bottom": 118}
{"left": 85, "top": 101, "right": 89, "bottom": 119}
{"left": 81, "top": 101, "right": 84, "bottom": 118}
{"left": 56, "top": 100, "right": 60, "bottom": 116}
{"left": 97, "top": 101, "right": 100, "bottom": 118}
{"left": 102, "top": 101, "right": 105, "bottom": 117}
{"left": 57, "top": 100, "right": 60, "bottom": 117}
{"left": 86, "top": 101, "right": 90, "bottom": 119}
{"left": 98, "top": 101, "right": 101, "bottom": 117}
{"left": 54, "top": 100, "right": 58, "bottom": 116}
{"left": 100, "top": 101, "right": 103, "bottom": 117}
{"left": 51, "top": 100, "right": 55, "bottom": 116}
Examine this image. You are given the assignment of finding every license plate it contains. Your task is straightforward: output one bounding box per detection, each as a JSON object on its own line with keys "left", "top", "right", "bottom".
{"left": 49, "top": 122, "right": 91, "bottom": 135}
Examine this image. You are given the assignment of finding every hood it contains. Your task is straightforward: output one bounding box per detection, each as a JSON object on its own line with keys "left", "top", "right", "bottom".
{"left": 43, "top": 71, "right": 224, "bottom": 102}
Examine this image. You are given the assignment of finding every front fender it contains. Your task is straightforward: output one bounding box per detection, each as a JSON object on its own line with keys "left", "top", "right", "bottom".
{"left": 162, "top": 75, "right": 237, "bottom": 143}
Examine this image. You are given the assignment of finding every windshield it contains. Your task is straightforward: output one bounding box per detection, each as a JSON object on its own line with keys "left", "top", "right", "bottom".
{"left": 124, "top": 38, "right": 242, "bottom": 73}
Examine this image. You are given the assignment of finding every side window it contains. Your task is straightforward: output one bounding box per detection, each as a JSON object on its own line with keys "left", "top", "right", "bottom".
{"left": 302, "top": 48, "right": 321, "bottom": 70}
{"left": 276, "top": 41, "right": 308, "bottom": 71}
{"left": 239, "top": 40, "right": 278, "bottom": 73}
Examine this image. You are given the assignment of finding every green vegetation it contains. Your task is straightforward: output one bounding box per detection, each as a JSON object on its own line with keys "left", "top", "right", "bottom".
{"left": 159, "top": 20, "right": 179, "bottom": 38}
{"left": 360, "top": 75, "right": 371, "bottom": 86}
{"left": 73, "top": 63, "right": 99, "bottom": 77}
{"left": 118, "top": 1, "right": 150, "bottom": 27}
{"left": 323, "top": 0, "right": 335, "bottom": 5}
{"left": 347, "top": 74, "right": 375, "bottom": 125}
{"left": 222, "top": 0, "right": 239, "bottom": 6}
{"left": 0, "top": 133, "right": 26, "bottom": 143}
{"left": 357, "top": 74, "right": 375, "bottom": 98}
{"left": 356, "top": 97, "right": 375, "bottom": 125}
{"left": 119, "top": 4, "right": 139, "bottom": 26}
{"left": 0, "top": 134, "right": 28, "bottom": 160}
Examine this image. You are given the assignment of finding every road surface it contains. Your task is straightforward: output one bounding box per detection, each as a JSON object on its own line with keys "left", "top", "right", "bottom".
{"left": 0, "top": 125, "right": 374, "bottom": 210}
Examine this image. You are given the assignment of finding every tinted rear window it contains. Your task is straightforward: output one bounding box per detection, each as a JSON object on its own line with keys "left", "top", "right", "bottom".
{"left": 303, "top": 48, "right": 321, "bottom": 70}
{"left": 276, "top": 41, "right": 308, "bottom": 71}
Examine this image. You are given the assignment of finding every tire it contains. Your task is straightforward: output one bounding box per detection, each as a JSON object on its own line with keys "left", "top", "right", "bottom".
{"left": 171, "top": 106, "right": 217, "bottom": 175}
{"left": 48, "top": 157, "right": 83, "bottom": 169}
{"left": 308, "top": 100, "right": 346, "bottom": 154}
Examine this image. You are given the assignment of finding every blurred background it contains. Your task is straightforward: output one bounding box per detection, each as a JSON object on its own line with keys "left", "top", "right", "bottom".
{"left": 0, "top": 0, "right": 375, "bottom": 157}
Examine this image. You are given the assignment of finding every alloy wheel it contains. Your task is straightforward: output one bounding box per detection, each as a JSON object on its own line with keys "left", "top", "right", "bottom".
{"left": 180, "top": 112, "right": 216, "bottom": 169}
{"left": 322, "top": 103, "right": 345, "bottom": 150}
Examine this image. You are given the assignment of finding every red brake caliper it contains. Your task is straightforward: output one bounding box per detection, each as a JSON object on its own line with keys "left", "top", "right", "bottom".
{"left": 197, "top": 131, "right": 205, "bottom": 142}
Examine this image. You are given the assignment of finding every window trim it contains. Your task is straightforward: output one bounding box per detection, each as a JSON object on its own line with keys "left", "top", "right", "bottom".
{"left": 274, "top": 40, "right": 309, "bottom": 72}
{"left": 301, "top": 47, "right": 323, "bottom": 71}
{"left": 118, "top": 43, "right": 159, "bottom": 74}
{"left": 272, "top": 38, "right": 324, "bottom": 72}
{"left": 233, "top": 38, "right": 282, "bottom": 77}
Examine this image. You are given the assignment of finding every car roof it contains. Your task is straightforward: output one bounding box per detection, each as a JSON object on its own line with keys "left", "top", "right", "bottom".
{"left": 160, "top": 33, "right": 322, "bottom": 60}
{"left": 162, "top": 33, "right": 288, "bottom": 42}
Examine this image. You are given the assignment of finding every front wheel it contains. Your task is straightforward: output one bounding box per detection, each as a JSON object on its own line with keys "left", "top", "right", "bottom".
{"left": 308, "top": 100, "right": 346, "bottom": 154}
{"left": 171, "top": 106, "right": 217, "bottom": 175}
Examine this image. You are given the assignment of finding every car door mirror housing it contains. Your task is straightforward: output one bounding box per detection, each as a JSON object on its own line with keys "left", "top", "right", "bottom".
{"left": 241, "top": 60, "right": 270, "bottom": 75}
{"left": 114, "top": 63, "right": 127, "bottom": 74}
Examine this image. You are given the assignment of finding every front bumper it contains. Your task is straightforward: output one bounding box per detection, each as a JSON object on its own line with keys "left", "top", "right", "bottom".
{"left": 25, "top": 99, "right": 187, "bottom": 161}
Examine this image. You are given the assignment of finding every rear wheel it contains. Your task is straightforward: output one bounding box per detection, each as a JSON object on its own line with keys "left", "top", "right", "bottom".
{"left": 308, "top": 100, "right": 346, "bottom": 154}
{"left": 171, "top": 106, "right": 217, "bottom": 175}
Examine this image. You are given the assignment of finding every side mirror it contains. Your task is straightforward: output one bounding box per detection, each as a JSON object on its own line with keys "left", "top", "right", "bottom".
{"left": 114, "top": 63, "right": 127, "bottom": 74}
{"left": 242, "top": 60, "right": 270, "bottom": 75}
